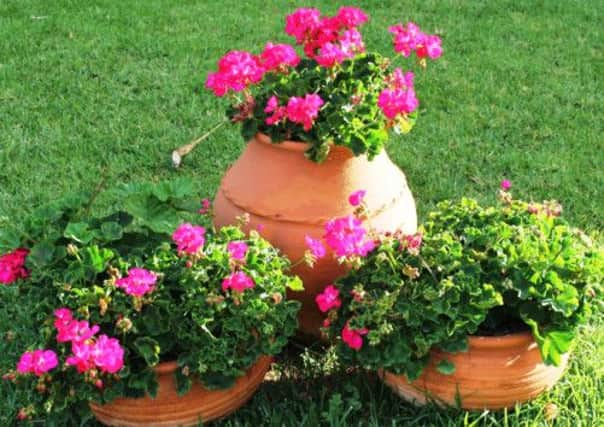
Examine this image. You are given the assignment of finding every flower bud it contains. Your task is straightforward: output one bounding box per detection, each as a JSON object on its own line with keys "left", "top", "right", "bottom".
{"left": 116, "top": 317, "right": 133, "bottom": 332}
{"left": 5, "top": 330, "right": 15, "bottom": 342}
{"left": 271, "top": 293, "right": 283, "bottom": 304}
{"left": 66, "top": 244, "right": 79, "bottom": 256}
{"left": 99, "top": 298, "right": 109, "bottom": 316}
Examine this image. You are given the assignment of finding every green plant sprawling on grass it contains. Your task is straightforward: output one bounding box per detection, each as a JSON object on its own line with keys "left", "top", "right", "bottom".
{"left": 325, "top": 196, "right": 603, "bottom": 380}
{"left": 0, "top": 179, "right": 300, "bottom": 420}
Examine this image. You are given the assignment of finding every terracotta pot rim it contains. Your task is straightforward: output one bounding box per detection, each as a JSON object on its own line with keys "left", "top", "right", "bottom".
{"left": 467, "top": 330, "right": 535, "bottom": 349}
{"left": 153, "top": 361, "right": 179, "bottom": 375}
{"left": 254, "top": 133, "right": 356, "bottom": 157}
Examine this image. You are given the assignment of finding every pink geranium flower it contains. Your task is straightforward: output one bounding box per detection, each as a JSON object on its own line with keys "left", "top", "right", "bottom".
{"left": 17, "top": 350, "right": 58, "bottom": 376}
{"left": 0, "top": 248, "right": 29, "bottom": 285}
{"left": 377, "top": 88, "right": 419, "bottom": 119}
{"left": 341, "top": 321, "right": 369, "bottom": 351}
{"left": 334, "top": 6, "right": 368, "bottom": 29}
{"left": 260, "top": 42, "right": 300, "bottom": 71}
{"left": 286, "top": 94, "right": 324, "bottom": 130}
{"left": 264, "top": 95, "right": 287, "bottom": 126}
{"left": 56, "top": 319, "right": 100, "bottom": 344}
{"left": 501, "top": 179, "right": 512, "bottom": 191}
{"left": 315, "top": 42, "right": 346, "bottom": 67}
{"left": 389, "top": 68, "right": 414, "bottom": 90}
{"left": 116, "top": 267, "right": 158, "bottom": 297}
{"left": 92, "top": 335, "right": 124, "bottom": 374}
{"left": 323, "top": 215, "right": 375, "bottom": 258}
{"left": 205, "top": 50, "right": 265, "bottom": 96}
{"left": 402, "top": 232, "right": 423, "bottom": 255}
{"left": 198, "top": 198, "right": 211, "bottom": 215}
{"left": 172, "top": 223, "right": 206, "bottom": 254}
{"left": 339, "top": 28, "right": 365, "bottom": 57}
{"left": 305, "top": 235, "right": 326, "bottom": 259}
{"left": 222, "top": 271, "right": 255, "bottom": 293}
{"left": 315, "top": 285, "right": 341, "bottom": 312}
{"left": 66, "top": 341, "right": 95, "bottom": 373}
{"left": 227, "top": 241, "right": 249, "bottom": 261}
{"left": 348, "top": 190, "right": 366, "bottom": 207}
{"left": 285, "top": 8, "right": 321, "bottom": 44}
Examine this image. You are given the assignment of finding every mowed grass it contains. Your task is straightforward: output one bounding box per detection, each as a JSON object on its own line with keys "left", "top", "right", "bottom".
{"left": 0, "top": 0, "right": 602, "bottom": 425}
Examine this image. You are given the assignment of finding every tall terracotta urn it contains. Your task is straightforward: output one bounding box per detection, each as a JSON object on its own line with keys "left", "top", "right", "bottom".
{"left": 214, "top": 134, "right": 417, "bottom": 336}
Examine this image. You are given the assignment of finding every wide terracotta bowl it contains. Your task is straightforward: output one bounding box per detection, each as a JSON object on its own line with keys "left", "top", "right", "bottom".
{"left": 90, "top": 355, "right": 273, "bottom": 426}
{"left": 380, "top": 332, "right": 569, "bottom": 410}
{"left": 214, "top": 133, "right": 417, "bottom": 337}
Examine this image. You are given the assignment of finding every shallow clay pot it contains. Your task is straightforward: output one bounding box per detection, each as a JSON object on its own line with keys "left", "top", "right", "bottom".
{"left": 380, "top": 332, "right": 569, "bottom": 410}
{"left": 213, "top": 133, "right": 417, "bottom": 337}
{"left": 90, "top": 356, "right": 272, "bottom": 426}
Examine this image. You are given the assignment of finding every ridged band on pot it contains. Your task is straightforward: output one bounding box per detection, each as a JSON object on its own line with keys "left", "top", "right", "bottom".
{"left": 379, "top": 331, "right": 569, "bottom": 410}
{"left": 213, "top": 133, "right": 417, "bottom": 337}
{"left": 89, "top": 355, "right": 273, "bottom": 427}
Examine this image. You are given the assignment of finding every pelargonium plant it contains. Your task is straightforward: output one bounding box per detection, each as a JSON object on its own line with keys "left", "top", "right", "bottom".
{"left": 205, "top": 6, "right": 442, "bottom": 162}
{"left": 314, "top": 183, "right": 603, "bottom": 380}
{"left": 0, "top": 179, "right": 301, "bottom": 422}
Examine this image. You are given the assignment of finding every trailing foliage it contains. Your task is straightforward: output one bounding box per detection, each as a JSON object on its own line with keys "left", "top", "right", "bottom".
{"left": 324, "top": 195, "right": 603, "bottom": 380}
{"left": 0, "top": 179, "right": 300, "bottom": 420}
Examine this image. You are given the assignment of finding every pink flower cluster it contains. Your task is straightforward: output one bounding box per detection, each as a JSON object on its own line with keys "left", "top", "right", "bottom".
{"left": 54, "top": 308, "right": 124, "bottom": 374}
{"left": 285, "top": 7, "right": 368, "bottom": 66}
{"left": 304, "top": 190, "right": 375, "bottom": 259}
{"left": 205, "top": 51, "right": 264, "bottom": 97}
{"left": 378, "top": 69, "right": 418, "bottom": 120}
{"left": 198, "top": 198, "right": 212, "bottom": 215}
{"left": 323, "top": 215, "right": 376, "bottom": 258}
{"left": 264, "top": 93, "right": 324, "bottom": 130}
{"left": 401, "top": 232, "right": 423, "bottom": 255}
{"left": 16, "top": 349, "right": 58, "bottom": 376}
{"left": 227, "top": 241, "right": 248, "bottom": 261}
{"left": 342, "top": 321, "right": 368, "bottom": 351}
{"left": 388, "top": 22, "right": 442, "bottom": 60}
{"left": 172, "top": 223, "right": 206, "bottom": 255}
{"left": 260, "top": 42, "right": 300, "bottom": 72}
{"left": 205, "top": 43, "right": 300, "bottom": 97}
{"left": 222, "top": 271, "right": 255, "bottom": 293}
{"left": 315, "top": 285, "right": 341, "bottom": 312}
{"left": 116, "top": 267, "right": 158, "bottom": 297}
{"left": 0, "top": 248, "right": 29, "bottom": 285}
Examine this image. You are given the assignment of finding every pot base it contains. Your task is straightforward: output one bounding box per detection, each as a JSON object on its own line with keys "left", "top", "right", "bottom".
{"left": 380, "top": 333, "right": 569, "bottom": 410}
{"left": 90, "top": 356, "right": 273, "bottom": 426}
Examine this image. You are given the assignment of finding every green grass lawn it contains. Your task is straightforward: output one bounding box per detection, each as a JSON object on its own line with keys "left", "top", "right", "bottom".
{"left": 1, "top": 0, "right": 602, "bottom": 425}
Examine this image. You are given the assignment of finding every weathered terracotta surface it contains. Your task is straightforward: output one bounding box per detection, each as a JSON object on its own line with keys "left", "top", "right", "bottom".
{"left": 90, "top": 356, "right": 273, "bottom": 426}
{"left": 380, "top": 332, "right": 569, "bottom": 410}
{"left": 213, "top": 134, "right": 417, "bottom": 336}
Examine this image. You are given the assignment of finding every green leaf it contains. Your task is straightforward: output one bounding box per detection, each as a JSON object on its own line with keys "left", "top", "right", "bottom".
{"left": 134, "top": 337, "right": 161, "bottom": 367}
{"left": 85, "top": 246, "right": 114, "bottom": 273}
{"left": 28, "top": 241, "right": 55, "bottom": 267}
{"left": 100, "top": 222, "right": 123, "bottom": 241}
{"left": 436, "top": 359, "right": 456, "bottom": 375}
{"left": 64, "top": 222, "right": 96, "bottom": 244}
{"left": 287, "top": 276, "right": 304, "bottom": 292}
{"left": 175, "top": 370, "right": 193, "bottom": 396}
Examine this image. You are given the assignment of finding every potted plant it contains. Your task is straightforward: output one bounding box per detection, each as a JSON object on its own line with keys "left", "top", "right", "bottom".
{"left": 203, "top": 6, "right": 443, "bottom": 336}
{"left": 0, "top": 179, "right": 301, "bottom": 425}
{"left": 316, "top": 184, "right": 603, "bottom": 409}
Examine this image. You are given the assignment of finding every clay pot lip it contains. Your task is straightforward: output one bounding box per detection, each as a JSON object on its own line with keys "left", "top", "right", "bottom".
{"left": 255, "top": 132, "right": 309, "bottom": 152}
{"left": 254, "top": 133, "right": 354, "bottom": 158}
{"left": 467, "top": 330, "right": 535, "bottom": 349}
{"left": 153, "top": 361, "right": 178, "bottom": 375}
